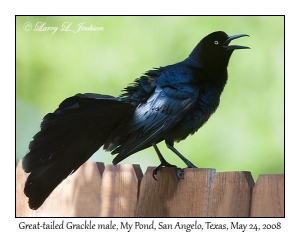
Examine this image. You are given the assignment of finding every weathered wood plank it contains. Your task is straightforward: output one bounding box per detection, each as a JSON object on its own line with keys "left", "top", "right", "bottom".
{"left": 250, "top": 174, "right": 284, "bottom": 217}
{"left": 100, "top": 164, "right": 143, "bottom": 217}
{"left": 16, "top": 160, "right": 30, "bottom": 217}
{"left": 208, "top": 171, "right": 254, "bottom": 217}
{"left": 16, "top": 161, "right": 284, "bottom": 217}
{"left": 135, "top": 167, "right": 179, "bottom": 217}
{"left": 16, "top": 161, "right": 105, "bottom": 217}
{"left": 168, "top": 168, "right": 216, "bottom": 217}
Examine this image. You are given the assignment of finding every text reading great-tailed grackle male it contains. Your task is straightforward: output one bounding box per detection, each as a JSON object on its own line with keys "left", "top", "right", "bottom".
{"left": 22, "top": 31, "right": 249, "bottom": 210}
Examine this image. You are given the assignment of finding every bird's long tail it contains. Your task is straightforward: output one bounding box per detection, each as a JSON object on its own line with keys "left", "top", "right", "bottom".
{"left": 22, "top": 93, "right": 135, "bottom": 210}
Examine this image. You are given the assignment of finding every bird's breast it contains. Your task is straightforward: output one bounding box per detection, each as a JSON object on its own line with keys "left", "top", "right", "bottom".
{"left": 166, "top": 88, "right": 221, "bottom": 142}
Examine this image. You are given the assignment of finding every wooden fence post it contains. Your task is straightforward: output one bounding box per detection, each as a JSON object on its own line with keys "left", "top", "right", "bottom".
{"left": 250, "top": 174, "right": 284, "bottom": 217}
{"left": 135, "top": 167, "right": 179, "bottom": 217}
{"left": 16, "top": 162, "right": 284, "bottom": 217}
{"left": 99, "top": 164, "right": 143, "bottom": 217}
{"left": 208, "top": 171, "right": 254, "bottom": 217}
{"left": 16, "top": 160, "right": 30, "bottom": 217}
{"left": 16, "top": 160, "right": 105, "bottom": 217}
{"left": 168, "top": 168, "right": 216, "bottom": 217}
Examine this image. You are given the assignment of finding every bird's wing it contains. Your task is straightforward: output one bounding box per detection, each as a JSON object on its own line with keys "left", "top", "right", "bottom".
{"left": 120, "top": 68, "right": 162, "bottom": 105}
{"left": 110, "top": 83, "right": 199, "bottom": 164}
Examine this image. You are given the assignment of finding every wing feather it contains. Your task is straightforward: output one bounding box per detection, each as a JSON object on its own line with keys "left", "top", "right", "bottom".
{"left": 111, "top": 84, "right": 199, "bottom": 164}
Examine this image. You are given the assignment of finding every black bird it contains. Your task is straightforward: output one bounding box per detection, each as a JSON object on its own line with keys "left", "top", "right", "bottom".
{"left": 22, "top": 31, "right": 249, "bottom": 210}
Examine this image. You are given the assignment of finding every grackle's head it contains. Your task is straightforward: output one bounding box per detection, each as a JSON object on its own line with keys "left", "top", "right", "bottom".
{"left": 189, "top": 31, "right": 250, "bottom": 70}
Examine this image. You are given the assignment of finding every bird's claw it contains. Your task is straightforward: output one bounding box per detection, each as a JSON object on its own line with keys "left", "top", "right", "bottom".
{"left": 176, "top": 164, "right": 198, "bottom": 179}
{"left": 152, "top": 166, "right": 160, "bottom": 181}
{"left": 152, "top": 163, "right": 197, "bottom": 181}
{"left": 152, "top": 163, "right": 176, "bottom": 181}
{"left": 176, "top": 168, "right": 184, "bottom": 179}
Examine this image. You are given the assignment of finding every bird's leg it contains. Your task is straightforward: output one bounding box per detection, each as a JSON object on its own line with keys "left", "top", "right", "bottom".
{"left": 152, "top": 143, "right": 176, "bottom": 180}
{"left": 165, "top": 140, "right": 197, "bottom": 179}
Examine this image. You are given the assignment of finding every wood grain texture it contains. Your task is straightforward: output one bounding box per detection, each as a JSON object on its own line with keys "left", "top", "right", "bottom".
{"left": 208, "top": 171, "right": 254, "bottom": 217}
{"left": 16, "top": 162, "right": 284, "bottom": 217}
{"left": 100, "top": 164, "right": 143, "bottom": 217}
{"left": 16, "top": 161, "right": 105, "bottom": 217}
{"left": 250, "top": 174, "right": 284, "bottom": 217}
{"left": 135, "top": 167, "right": 179, "bottom": 217}
{"left": 168, "top": 168, "right": 216, "bottom": 217}
{"left": 16, "top": 160, "right": 29, "bottom": 217}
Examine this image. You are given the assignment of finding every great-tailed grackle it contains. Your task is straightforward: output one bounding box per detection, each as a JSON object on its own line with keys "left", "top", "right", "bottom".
{"left": 22, "top": 31, "right": 249, "bottom": 210}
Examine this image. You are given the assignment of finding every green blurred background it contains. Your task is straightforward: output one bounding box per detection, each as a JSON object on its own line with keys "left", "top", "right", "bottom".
{"left": 16, "top": 16, "right": 284, "bottom": 181}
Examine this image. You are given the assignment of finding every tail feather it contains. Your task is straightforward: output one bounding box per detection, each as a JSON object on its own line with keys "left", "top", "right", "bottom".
{"left": 22, "top": 93, "right": 135, "bottom": 210}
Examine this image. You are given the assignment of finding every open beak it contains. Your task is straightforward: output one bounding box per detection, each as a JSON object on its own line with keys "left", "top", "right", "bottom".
{"left": 223, "top": 34, "right": 250, "bottom": 50}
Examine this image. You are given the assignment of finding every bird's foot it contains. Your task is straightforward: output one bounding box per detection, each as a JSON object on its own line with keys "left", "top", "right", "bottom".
{"left": 152, "top": 162, "right": 176, "bottom": 181}
{"left": 176, "top": 164, "right": 198, "bottom": 179}
{"left": 176, "top": 168, "right": 185, "bottom": 179}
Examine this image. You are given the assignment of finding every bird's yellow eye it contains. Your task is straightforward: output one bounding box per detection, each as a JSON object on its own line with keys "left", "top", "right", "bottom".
{"left": 214, "top": 41, "right": 219, "bottom": 45}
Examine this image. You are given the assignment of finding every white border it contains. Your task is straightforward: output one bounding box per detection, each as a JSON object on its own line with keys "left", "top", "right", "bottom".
{"left": 1, "top": 0, "right": 296, "bottom": 232}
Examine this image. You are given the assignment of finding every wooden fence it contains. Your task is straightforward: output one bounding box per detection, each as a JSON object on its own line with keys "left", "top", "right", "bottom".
{"left": 16, "top": 161, "right": 284, "bottom": 217}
